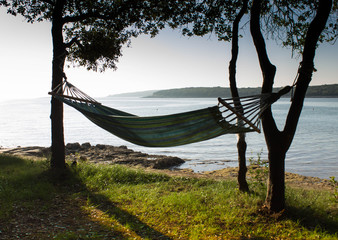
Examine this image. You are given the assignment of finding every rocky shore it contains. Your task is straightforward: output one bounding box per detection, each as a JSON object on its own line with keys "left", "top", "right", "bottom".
{"left": 0, "top": 143, "right": 335, "bottom": 191}
{"left": 0, "top": 142, "right": 185, "bottom": 170}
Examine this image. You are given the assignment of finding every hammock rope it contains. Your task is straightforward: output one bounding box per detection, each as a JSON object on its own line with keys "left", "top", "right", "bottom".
{"left": 49, "top": 80, "right": 287, "bottom": 147}
{"left": 50, "top": 80, "right": 100, "bottom": 105}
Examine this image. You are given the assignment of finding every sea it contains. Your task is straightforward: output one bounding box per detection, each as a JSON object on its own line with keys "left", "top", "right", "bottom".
{"left": 0, "top": 97, "right": 337, "bottom": 179}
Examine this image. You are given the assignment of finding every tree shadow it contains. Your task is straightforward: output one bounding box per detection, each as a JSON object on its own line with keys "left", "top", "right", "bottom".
{"left": 0, "top": 154, "right": 27, "bottom": 166}
{"left": 247, "top": 186, "right": 337, "bottom": 236}
{"left": 54, "top": 167, "right": 173, "bottom": 240}
{"left": 85, "top": 191, "right": 173, "bottom": 240}
{"left": 285, "top": 205, "right": 338, "bottom": 235}
{"left": 0, "top": 157, "right": 172, "bottom": 240}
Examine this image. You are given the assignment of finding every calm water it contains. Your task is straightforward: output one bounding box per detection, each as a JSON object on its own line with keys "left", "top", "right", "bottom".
{"left": 0, "top": 97, "right": 337, "bottom": 179}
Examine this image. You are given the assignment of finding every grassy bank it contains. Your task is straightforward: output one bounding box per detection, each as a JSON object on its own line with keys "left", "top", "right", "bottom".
{"left": 0, "top": 154, "right": 337, "bottom": 239}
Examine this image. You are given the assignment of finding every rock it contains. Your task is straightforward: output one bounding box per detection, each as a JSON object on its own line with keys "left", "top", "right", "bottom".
{"left": 152, "top": 156, "right": 185, "bottom": 169}
{"left": 66, "top": 143, "right": 81, "bottom": 151}
{"left": 0, "top": 146, "right": 48, "bottom": 157}
{"left": 1, "top": 143, "right": 185, "bottom": 170}
{"left": 81, "top": 142, "right": 91, "bottom": 149}
{"left": 130, "top": 152, "right": 148, "bottom": 158}
{"left": 96, "top": 144, "right": 107, "bottom": 149}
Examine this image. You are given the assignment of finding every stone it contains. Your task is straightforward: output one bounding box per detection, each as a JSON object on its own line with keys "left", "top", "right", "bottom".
{"left": 66, "top": 142, "right": 81, "bottom": 151}
{"left": 96, "top": 144, "right": 107, "bottom": 149}
{"left": 152, "top": 156, "right": 185, "bottom": 169}
{"left": 81, "top": 142, "right": 91, "bottom": 149}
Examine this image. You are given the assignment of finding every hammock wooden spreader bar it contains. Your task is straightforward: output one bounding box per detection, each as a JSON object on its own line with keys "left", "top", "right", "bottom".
{"left": 49, "top": 80, "right": 101, "bottom": 105}
{"left": 218, "top": 97, "right": 261, "bottom": 133}
{"left": 48, "top": 80, "right": 289, "bottom": 147}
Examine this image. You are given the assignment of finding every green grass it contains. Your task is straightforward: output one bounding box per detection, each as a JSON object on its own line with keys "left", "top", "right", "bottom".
{"left": 0, "top": 154, "right": 337, "bottom": 239}
{"left": 0, "top": 155, "right": 54, "bottom": 219}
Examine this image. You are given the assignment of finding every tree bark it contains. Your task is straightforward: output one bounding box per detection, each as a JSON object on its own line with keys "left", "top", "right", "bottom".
{"left": 250, "top": 0, "right": 332, "bottom": 212}
{"left": 250, "top": 0, "right": 289, "bottom": 212}
{"left": 236, "top": 133, "right": 248, "bottom": 191}
{"left": 229, "top": 0, "right": 249, "bottom": 192}
{"left": 265, "top": 146, "right": 286, "bottom": 211}
{"left": 50, "top": 0, "right": 67, "bottom": 170}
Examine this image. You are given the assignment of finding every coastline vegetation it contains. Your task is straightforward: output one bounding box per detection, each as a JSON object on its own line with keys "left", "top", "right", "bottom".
{"left": 142, "top": 84, "right": 338, "bottom": 98}
{"left": 0, "top": 154, "right": 337, "bottom": 239}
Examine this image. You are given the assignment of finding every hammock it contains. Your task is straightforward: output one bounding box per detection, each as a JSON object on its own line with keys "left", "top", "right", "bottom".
{"left": 49, "top": 80, "right": 279, "bottom": 147}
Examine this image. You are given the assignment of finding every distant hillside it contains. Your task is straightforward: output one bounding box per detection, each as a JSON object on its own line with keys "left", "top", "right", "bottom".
{"left": 145, "top": 84, "right": 338, "bottom": 98}
{"left": 304, "top": 84, "right": 338, "bottom": 97}
{"left": 108, "top": 90, "right": 157, "bottom": 98}
{"left": 147, "top": 87, "right": 261, "bottom": 98}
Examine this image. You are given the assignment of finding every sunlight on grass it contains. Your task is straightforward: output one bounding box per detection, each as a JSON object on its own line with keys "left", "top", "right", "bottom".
{"left": 1, "top": 154, "right": 337, "bottom": 239}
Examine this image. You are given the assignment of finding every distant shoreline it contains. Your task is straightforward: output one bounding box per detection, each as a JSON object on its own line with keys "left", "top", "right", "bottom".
{"left": 109, "top": 84, "right": 338, "bottom": 98}
{"left": 144, "top": 95, "right": 338, "bottom": 99}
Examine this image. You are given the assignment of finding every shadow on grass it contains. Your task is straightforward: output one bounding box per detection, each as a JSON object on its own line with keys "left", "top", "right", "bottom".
{"left": 248, "top": 184, "right": 337, "bottom": 236}
{"left": 0, "top": 156, "right": 171, "bottom": 239}
{"left": 50, "top": 167, "right": 172, "bottom": 240}
{"left": 2, "top": 155, "right": 336, "bottom": 239}
{"left": 0, "top": 154, "right": 27, "bottom": 166}
{"left": 86, "top": 191, "right": 172, "bottom": 240}
{"left": 285, "top": 205, "right": 338, "bottom": 235}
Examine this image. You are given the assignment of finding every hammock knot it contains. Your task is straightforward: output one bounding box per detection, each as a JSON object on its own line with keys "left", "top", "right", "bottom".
{"left": 263, "top": 85, "right": 292, "bottom": 105}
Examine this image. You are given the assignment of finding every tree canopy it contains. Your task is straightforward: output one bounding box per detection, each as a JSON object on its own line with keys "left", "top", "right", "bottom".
{"left": 1, "top": 0, "right": 336, "bottom": 212}
{"left": 173, "top": 0, "right": 337, "bottom": 212}
{"left": 261, "top": 0, "right": 337, "bottom": 54}
{"left": 0, "top": 0, "right": 193, "bottom": 72}
{"left": 0, "top": 0, "right": 195, "bottom": 169}
{"left": 175, "top": 0, "right": 337, "bottom": 53}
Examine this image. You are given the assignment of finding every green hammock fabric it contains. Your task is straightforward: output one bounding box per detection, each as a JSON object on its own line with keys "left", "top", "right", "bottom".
{"left": 59, "top": 97, "right": 255, "bottom": 147}
{"left": 49, "top": 80, "right": 272, "bottom": 147}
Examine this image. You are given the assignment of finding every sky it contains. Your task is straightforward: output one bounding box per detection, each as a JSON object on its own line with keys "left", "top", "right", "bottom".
{"left": 0, "top": 8, "right": 337, "bottom": 101}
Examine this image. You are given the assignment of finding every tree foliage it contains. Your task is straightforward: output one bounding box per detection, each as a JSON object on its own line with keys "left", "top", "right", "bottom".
{"left": 262, "top": 0, "right": 337, "bottom": 54}
{"left": 173, "top": 0, "right": 243, "bottom": 41}
{"left": 250, "top": 0, "right": 334, "bottom": 212}
{"left": 0, "top": 0, "right": 193, "bottom": 72}
{"left": 0, "top": 0, "right": 195, "bottom": 169}
{"left": 171, "top": 0, "right": 337, "bottom": 54}
{"left": 173, "top": 0, "right": 336, "bottom": 212}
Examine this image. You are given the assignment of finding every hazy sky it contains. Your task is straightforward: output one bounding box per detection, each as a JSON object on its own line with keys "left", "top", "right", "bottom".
{"left": 1, "top": 8, "right": 337, "bottom": 101}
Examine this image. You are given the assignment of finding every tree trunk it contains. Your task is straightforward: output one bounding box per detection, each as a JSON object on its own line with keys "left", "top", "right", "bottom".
{"left": 265, "top": 146, "right": 286, "bottom": 211}
{"left": 236, "top": 133, "right": 248, "bottom": 191}
{"left": 50, "top": 0, "right": 66, "bottom": 170}
{"left": 250, "top": 0, "right": 332, "bottom": 212}
{"left": 229, "top": 0, "right": 249, "bottom": 192}
{"left": 250, "top": 0, "right": 285, "bottom": 212}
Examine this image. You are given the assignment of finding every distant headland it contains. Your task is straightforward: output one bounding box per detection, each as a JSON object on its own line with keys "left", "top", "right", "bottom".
{"left": 109, "top": 84, "right": 338, "bottom": 98}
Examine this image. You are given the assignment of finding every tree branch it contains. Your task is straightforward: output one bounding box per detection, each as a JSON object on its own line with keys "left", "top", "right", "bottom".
{"left": 64, "top": 37, "right": 83, "bottom": 48}
{"left": 250, "top": 0, "right": 276, "bottom": 94}
{"left": 250, "top": 0, "right": 279, "bottom": 141}
{"left": 63, "top": 11, "right": 119, "bottom": 24}
{"left": 284, "top": 0, "right": 332, "bottom": 145}
{"left": 229, "top": 0, "right": 248, "bottom": 99}
{"left": 40, "top": 0, "right": 55, "bottom": 6}
{"left": 63, "top": 12, "right": 96, "bottom": 23}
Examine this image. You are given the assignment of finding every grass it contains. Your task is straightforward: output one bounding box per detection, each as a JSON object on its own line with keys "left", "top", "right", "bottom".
{"left": 0, "top": 154, "right": 337, "bottom": 239}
